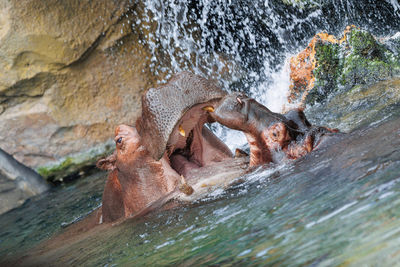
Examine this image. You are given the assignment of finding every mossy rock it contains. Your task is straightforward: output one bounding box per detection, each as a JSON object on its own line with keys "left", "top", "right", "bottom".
{"left": 347, "top": 29, "right": 384, "bottom": 59}
{"left": 340, "top": 29, "right": 397, "bottom": 87}
{"left": 36, "top": 142, "right": 114, "bottom": 184}
{"left": 307, "top": 41, "right": 342, "bottom": 104}
{"left": 306, "top": 28, "right": 400, "bottom": 105}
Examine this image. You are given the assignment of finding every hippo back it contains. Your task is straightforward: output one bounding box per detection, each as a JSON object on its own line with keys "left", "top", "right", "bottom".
{"left": 138, "top": 72, "right": 227, "bottom": 160}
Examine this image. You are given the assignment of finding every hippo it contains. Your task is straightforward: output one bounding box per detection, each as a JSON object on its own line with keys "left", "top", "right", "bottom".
{"left": 97, "top": 72, "right": 248, "bottom": 223}
{"left": 210, "top": 93, "right": 338, "bottom": 166}
{"left": 97, "top": 72, "right": 338, "bottom": 223}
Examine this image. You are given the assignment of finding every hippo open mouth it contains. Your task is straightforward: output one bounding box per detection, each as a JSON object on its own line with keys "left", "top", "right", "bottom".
{"left": 166, "top": 103, "right": 235, "bottom": 178}
{"left": 97, "top": 72, "right": 337, "bottom": 223}
{"left": 137, "top": 72, "right": 245, "bottom": 183}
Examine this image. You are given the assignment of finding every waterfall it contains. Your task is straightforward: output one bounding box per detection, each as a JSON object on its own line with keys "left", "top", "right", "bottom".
{"left": 136, "top": 0, "right": 399, "bottom": 100}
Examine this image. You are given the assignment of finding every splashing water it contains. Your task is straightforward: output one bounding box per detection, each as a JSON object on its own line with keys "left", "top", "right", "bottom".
{"left": 133, "top": 0, "right": 400, "bottom": 150}
{"left": 137, "top": 0, "right": 400, "bottom": 92}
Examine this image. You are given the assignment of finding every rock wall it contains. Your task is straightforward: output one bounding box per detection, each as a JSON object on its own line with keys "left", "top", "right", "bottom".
{"left": 0, "top": 1, "right": 163, "bottom": 182}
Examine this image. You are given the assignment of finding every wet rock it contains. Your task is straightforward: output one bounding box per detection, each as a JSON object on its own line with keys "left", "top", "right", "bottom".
{"left": 289, "top": 26, "right": 400, "bottom": 106}
{"left": 305, "top": 78, "right": 400, "bottom": 132}
{"left": 0, "top": 1, "right": 166, "bottom": 183}
{"left": 0, "top": 148, "right": 49, "bottom": 214}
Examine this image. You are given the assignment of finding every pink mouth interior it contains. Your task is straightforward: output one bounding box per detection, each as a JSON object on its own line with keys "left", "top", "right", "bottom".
{"left": 166, "top": 103, "right": 233, "bottom": 179}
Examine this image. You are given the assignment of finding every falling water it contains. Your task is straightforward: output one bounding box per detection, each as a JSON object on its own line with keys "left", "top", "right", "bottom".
{"left": 135, "top": 0, "right": 400, "bottom": 100}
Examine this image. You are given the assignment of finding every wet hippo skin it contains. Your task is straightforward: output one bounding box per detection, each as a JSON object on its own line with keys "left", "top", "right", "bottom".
{"left": 97, "top": 72, "right": 237, "bottom": 223}
{"left": 210, "top": 93, "right": 338, "bottom": 166}
{"left": 97, "top": 74, "right": 338, "bottom": 223}
{"left": 97, "top": 125, "right": 180, "bottom": 223}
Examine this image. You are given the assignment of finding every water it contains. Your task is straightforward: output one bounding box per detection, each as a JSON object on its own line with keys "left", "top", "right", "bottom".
{"left": 1, "top": 0, "right": 400, "bottom": 266}
{"left": 135, "top": 0, "right": 400, "bottom": 92}
{"left": 2, "top": 113, "right": 400, "bottom": 266}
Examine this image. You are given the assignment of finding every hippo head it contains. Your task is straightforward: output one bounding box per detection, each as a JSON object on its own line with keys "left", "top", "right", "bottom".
{"left": 211, "top": 92, "right": 337, "bottom": 166}
{"left": 97, "top": 125, "right": 145, "bottom": 173}
{"left": 96, "top": 73, "right": 237, "bottom": 222}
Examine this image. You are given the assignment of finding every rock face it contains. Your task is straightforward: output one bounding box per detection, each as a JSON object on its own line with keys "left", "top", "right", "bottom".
{"left": 289, "top": 26, "right": 400, "bottom": 106}
{"left": 305, "top": 78, "right": 400, "bottom": 133}
{"left": 0, "top": 148, "right": 49, "bottom": 214}
{"left": 0, "top": 0, "right": 166, "bottom": 183}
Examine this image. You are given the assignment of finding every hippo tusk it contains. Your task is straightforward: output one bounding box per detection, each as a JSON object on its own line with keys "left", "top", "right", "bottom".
{"left": 178, "top": 125, "right": 186, "bottom": 137}
{"left": 179, "top": 175, "right": 194, "bottom": 195}
{"left": 202, "top": 106, "right": 215, "bottom": 112}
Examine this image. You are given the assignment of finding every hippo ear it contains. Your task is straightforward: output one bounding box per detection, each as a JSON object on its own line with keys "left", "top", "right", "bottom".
{"left": 96, "top": 152, "right": 116, "bottom": 171}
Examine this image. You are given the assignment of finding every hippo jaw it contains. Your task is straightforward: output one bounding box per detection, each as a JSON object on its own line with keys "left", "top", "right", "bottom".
{"left": 166, "top": 102, "right": 233, "bottom": 179}
{"left": 136, "top": 71, "right": 240, "bottom": 184}
{"left": 138, "top": 71, "right": 227, "bottom": 161}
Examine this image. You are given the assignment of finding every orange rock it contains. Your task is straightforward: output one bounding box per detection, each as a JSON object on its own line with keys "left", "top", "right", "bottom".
{"left": 288, "top": 25, "right": 357, "bottom": 107}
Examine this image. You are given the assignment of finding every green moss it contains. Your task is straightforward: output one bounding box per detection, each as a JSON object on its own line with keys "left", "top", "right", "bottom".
{"left": 308, "top": 41, "right": 341, "bottom": 104}
{"left": 340, "top": 54, "right": 393, "bottom": 86}
{"left": 37, "top": 157, "right": 76, "bottom": 182}
{"left": 36, "top": 141, "right": 114, "bottom": 184}
{"left": 348, "top": 29, "right": 384, "bottom": 59}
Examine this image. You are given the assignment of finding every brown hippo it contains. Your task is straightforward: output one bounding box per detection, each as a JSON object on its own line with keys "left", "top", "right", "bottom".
{"left": 210, "top": 93, "right": 338, "bottom": 166}
{"left": 97, "top": 73, "right": 338, "bottom": 223}
{"left": 96, "top": 125, "right": 180, "bottom": 223}
{"left": 97, "top": 72, "right": 248, "bottom": 223}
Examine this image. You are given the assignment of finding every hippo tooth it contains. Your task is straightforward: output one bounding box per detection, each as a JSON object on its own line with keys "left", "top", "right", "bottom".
{"left": 178, "top": 125, "right": 186, "bottom": 137}
{"left": 202, "top": 106, "right": 215, "bottom": 112}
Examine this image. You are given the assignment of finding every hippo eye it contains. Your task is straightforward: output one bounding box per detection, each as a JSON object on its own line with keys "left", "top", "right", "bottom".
{"left": 273, "top": 132, "right": 277, "bottom": 137}
{"left": 116, "top": 137, "right": 122, "bottom": 144}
